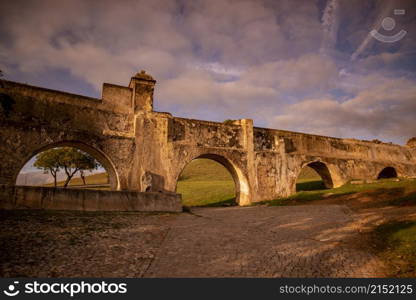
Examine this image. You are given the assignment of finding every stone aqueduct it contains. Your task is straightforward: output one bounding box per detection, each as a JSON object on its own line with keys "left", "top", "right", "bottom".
{"left": 0, "top": 71, "right": 415, "bottom": 207}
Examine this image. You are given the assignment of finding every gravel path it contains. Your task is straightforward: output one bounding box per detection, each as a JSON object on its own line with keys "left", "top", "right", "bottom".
{"left": 0, "top": 205, "right": 385, "bottom": 277}
{"left": 145, "top": 205, "right": 384, "bottom": 277}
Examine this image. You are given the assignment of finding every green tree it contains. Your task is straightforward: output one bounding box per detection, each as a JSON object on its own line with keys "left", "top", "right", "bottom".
{"left": 34, "top": 147, "right": 101, "bottom": 188}
{"left": 33, "top": 149, "right": 61, "bottom": 187}
{"left": 76, "top": 152, "right": 101, "bottom": 185}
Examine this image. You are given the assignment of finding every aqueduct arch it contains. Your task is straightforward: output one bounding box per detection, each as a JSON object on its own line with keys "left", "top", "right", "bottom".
{"left": 14, "top": 141, "right": 121, "bottom": 190}
{"left": 377, "top": 166, "right": 398, "bottom": 179}
{"left": 1, "top": 71, "right": 415, "bottom": 209}
{"left": 175, "top": 153, "right": 251, "bottom": 205}
{"left": 289, "top": 159, "right": 345, "bottom": 194}
{"left": 297, "top": 161, "right": 334, "bottom": 189}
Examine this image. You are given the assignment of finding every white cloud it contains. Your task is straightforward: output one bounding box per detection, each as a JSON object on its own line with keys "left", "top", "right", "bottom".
{"left": 272, "top": 75, "right": 416, "bottom": 144}
{"left": 241, "top": 54, "right": 338, "bottom": 93}
{"left": 1, "top": 0, "right": 415, "bottom": 143}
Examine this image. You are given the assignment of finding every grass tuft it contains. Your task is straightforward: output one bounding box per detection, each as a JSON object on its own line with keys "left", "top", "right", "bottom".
{"left": 373, "top": 220, "right": 416, "bottom": 277}
{"left": 262, "top": 178, "right": 416, "bottom": 206}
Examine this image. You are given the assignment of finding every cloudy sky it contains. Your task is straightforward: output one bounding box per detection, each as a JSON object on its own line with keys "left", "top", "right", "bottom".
{"left": 1, "top": 0, "right": 415, "bottom": 145}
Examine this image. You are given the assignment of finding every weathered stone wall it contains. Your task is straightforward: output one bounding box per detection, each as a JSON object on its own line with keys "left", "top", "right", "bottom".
{"left": 133, "top": 115, "right": 254, "bottom": 204}
{"left": 0, "top": 185, "right": 182, "bottom": 212}
{"left": 1, "top": 72, "right": 415, "bottom": 207}
{"left": 251, "top": 127, "right": 416, "bottom": 199}
{"left": 0, "top": 80, "right": 136, "bottom": 190}
{"left": 102, "top": 83, "right": 132, "bottom": 111}
{"left": 153, "top": 118, "right": 415, "bottom": 203}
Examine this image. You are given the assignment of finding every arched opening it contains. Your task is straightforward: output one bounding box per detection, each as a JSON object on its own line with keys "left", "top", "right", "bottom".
{"left": 15, "top": 142, "right": 119, "bottom": 190}
{"left": 175, "top": 154, "right": 249, "bottom": 207}
{"left": 296, "top": 161, "right": 334, "bottom": 192}
{"left": 377, "top": 167, "right": 398, "bottom": 179}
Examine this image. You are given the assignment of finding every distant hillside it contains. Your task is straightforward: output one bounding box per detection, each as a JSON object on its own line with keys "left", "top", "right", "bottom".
{"left": 177, "top": 159, "right": 235, "bottom": 206}
{"left": 178, "top": 158, "right": 233, "bottom": 181}
{"left": 16, "top": 170, "right": 108, "bottom": 186}
{"left": 298, "top": 166, "right": 321, "bottom": 180}
{"left": 44, "top": 172, "right": 109, "bottom": 187}
{"left": 16, "top": 171, "right": 67, "bottom": 186}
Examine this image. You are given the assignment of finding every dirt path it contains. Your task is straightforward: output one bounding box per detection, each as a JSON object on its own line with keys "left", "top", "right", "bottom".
{"left": 145, "top": 205, "right": 384, "bottom": 277}
{"left": 0, "top": 205, "right": 386, "bottom": 277}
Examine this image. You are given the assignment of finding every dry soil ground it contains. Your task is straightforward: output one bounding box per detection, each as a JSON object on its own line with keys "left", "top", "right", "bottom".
{"left": 1, "top": 200, "right": 402, "bottom": 278}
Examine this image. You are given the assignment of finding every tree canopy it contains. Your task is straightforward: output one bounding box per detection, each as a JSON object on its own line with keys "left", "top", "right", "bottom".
{"left": 34, "top": 147, "right": 101, "bottom": 187}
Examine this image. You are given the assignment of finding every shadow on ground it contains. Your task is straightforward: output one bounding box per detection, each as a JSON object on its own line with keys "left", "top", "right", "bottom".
{"left": 296, "top": 180, "right": 326, "bottom": 191}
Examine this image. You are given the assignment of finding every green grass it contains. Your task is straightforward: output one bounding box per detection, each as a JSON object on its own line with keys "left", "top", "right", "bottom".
{"left": 374, "top": 220, "right": 416, "bottom": 277}
{"left": 262, "top": 178, "right": 416, "bottom": 206}
{"left": 296, "top": 180, "right": 326, "bottom": 191}
{"left": 177, "top": 158, "right": 235, "bottom": 182}
{"left": 176, "top": 159, "right": 236, "bottom": 207}
{"left": 296, "top": 166, "right": 325, "bottom": 191}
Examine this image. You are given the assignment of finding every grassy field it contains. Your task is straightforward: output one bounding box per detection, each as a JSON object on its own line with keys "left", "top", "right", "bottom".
{"left": 176, "top": 159, "right": 236, "bottom": 207}
{"left": 295, "top": 167, "right": 325, "bottom": 191}
{"left": 374, "top": 220, "right": 416, "bottom": 277}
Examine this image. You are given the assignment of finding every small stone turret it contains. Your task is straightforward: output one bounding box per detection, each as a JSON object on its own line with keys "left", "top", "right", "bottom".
{"left": 129, "top": 70, "right": 156, "bottom": 113}
{"left": 406, "top": 137, "right": 416, "bottom": 148}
